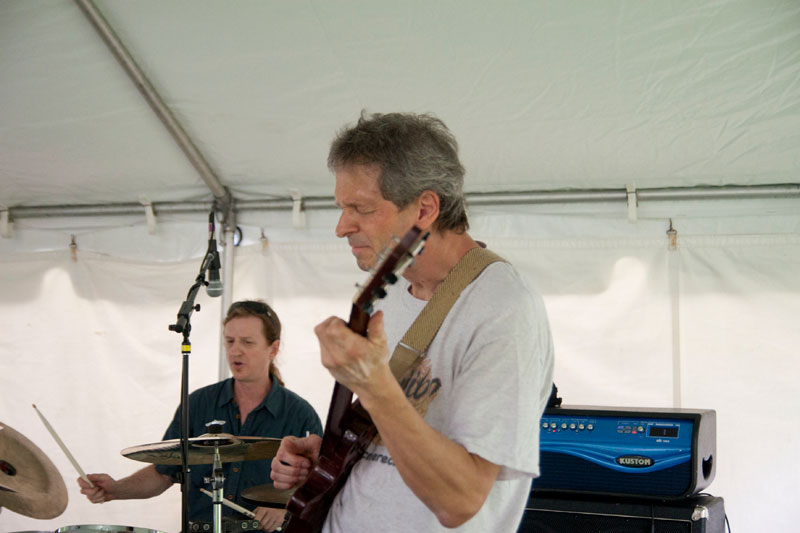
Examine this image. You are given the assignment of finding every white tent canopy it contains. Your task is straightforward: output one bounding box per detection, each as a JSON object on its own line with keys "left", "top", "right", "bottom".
{"left": 3, "top": 0, "right": 799, "bottom": 209}
{"left": 1, "top": 1, "right": 799, "bottom": 532}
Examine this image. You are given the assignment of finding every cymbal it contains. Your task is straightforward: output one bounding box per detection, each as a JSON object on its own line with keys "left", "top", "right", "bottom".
{"left": 0, "top": 421, "right": 68, "bottom": 519}
{"left": 121, "top": 433, "right": 281, "bottom": 465}
{"left": 241, "top": 483, "right": 295, "bottom": 508}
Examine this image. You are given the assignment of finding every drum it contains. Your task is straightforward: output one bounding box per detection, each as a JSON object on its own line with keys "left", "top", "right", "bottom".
{"left": 56, "top": 526, "right": 166, "bottom": 533}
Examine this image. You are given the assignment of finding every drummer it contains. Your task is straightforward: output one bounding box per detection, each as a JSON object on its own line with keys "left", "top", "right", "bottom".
{"left": 78, "top": 299, "right": 323, "bottom": 532}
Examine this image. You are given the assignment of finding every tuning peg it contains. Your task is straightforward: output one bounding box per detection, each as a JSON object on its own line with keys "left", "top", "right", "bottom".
{"left": 372, "top": 287, "right": 388, "bottom": 299}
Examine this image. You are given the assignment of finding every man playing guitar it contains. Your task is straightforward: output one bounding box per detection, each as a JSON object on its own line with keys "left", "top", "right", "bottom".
{"left": 271, "top": 111, "right": 554, "bottom": 533}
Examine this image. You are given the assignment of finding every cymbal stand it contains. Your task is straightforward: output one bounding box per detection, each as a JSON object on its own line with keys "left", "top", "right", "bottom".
{"left": 204, "top": 420, "right": 227, "bottom": 533}
{"left": 210, "top": 446, "right": 224, "bottom": 533}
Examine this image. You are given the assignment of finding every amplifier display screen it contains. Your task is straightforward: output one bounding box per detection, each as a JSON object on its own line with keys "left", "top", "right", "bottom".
{"left": 648, "top": 426, "right": 679, "bottom": 438}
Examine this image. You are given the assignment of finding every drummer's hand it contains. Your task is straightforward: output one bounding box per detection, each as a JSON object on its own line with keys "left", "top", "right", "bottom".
{"left": 78, "top": 473, "right": 117, "bottom": 503}
{"left": 253, "top": 506, "right": 286, "bottom": 531}
{"left": 270, "top": 434, "right": 322, "bottom": 490}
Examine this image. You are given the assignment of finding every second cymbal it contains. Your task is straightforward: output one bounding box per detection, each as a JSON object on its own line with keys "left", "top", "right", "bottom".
{"left": 121, "top": 433, "right": 281, "bottom": 465}
{"left": 241, "top": 483, "right": 295, "bottom": 508}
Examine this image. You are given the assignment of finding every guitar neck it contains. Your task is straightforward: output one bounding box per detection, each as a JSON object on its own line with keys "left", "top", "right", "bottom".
{"left": 322, "top": 383, "right": 353, "bottom": 441}
{"left": 347, "top": 301, "right": 370, "bottom": 336}
{"left": 321, "top": 301, "right": 369, "bottom": 436}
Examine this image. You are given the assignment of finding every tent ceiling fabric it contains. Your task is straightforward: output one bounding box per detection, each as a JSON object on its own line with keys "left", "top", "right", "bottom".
{"left": 1, "top": 0, "right": 799, "bottom": 210}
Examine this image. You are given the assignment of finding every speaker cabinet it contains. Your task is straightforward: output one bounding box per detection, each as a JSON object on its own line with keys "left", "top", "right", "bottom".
{"left": 518, "top": 494, "right": 725, "bottom": 533}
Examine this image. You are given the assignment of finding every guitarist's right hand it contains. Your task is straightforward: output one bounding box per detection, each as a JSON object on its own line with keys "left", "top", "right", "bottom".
{"left": 270, "top": 434, "right": 323, "bottom": 490}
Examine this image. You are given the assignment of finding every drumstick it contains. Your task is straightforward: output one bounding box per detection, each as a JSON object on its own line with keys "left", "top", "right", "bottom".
{"left": 32, "top": 404, "right": 95, "bottom": 488}
{"left": 199, "top": 488, "right": 257, "bottom": 519}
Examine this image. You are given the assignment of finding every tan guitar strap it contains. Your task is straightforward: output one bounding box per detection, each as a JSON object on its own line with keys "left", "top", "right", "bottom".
{"left": 388, "top": 246, "right": 505, "bottom": 384}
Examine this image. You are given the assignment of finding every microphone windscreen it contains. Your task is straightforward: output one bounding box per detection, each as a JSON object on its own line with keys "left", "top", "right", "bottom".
{"left": 207, "top": 269, "right": 223, "bottom": 297}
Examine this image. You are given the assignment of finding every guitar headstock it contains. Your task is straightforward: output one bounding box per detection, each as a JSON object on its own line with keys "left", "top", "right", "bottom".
{"left": 348, "top": 226, "right": 428, "bottom": 333}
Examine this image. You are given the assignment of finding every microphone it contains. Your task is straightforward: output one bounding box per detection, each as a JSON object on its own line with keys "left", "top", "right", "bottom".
{"left": 206, "top": 249, "right": 223, "bottom": 297}
{"left": 206, "top": 212, "right": 223, "bottom": 298}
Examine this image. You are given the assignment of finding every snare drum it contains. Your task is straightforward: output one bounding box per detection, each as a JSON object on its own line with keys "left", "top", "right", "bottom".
{"left": 56, "top": 526, "right": 166, "bottom": 533}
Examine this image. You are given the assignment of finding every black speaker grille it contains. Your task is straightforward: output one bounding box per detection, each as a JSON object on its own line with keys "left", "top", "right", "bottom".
{"left": 518, "top": 511, "right": 691, "bottom": 533}
{"left": 517, "top": 495, "right": 726, "bottom": 533}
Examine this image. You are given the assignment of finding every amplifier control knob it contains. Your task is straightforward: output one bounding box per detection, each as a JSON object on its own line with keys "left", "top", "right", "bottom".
{"left": 587, "top": 424, "right": 594, "bottom": 431}
{"left": 578, "top": 423, "right": 585, "bottom": 430}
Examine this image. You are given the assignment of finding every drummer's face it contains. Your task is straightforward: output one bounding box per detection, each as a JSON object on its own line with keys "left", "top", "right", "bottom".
{"left": 223, "top": 315, "right": 278, "bottom": 383}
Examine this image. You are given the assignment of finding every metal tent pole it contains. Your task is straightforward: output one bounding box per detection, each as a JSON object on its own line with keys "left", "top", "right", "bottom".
{"left": 73, "top": 0, "right": 232, "bottom": 212}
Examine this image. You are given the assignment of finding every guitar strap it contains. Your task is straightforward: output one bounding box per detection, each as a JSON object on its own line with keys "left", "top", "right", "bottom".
{"left": 388, "top": 246, "right": 506, "bottom": 395}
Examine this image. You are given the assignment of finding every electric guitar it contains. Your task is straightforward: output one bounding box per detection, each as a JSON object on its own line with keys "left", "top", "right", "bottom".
{"left": 283, "top": 225, "right": 428, "bottom": 533}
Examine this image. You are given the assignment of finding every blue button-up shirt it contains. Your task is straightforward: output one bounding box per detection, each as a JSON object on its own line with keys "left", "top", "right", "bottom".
{"left": 155, "top": 376, "right": 322, "bottom": 522}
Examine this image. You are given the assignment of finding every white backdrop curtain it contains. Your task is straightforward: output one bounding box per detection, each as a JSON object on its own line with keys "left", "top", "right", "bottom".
{"left": 1, "top": 207, "right": 799, "bottom": 532}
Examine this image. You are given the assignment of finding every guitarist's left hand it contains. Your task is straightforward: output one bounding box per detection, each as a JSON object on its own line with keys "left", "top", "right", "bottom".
{"left": 315, "top": 311, "right": 393, "bottom": 397}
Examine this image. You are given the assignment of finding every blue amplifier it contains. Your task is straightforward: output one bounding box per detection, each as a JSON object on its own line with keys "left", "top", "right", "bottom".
{"left": 534, "top": 405, "right": 716, "bottom": 499}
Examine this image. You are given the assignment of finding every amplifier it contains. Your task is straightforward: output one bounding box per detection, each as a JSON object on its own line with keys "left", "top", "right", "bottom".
{"left": 534, "top": 405, "right": 715, "bottom": 499}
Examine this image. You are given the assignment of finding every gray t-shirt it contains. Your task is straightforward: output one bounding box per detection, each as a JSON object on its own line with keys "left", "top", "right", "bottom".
{"left": 323, "top": 261, "right": 554, "bottom": 533}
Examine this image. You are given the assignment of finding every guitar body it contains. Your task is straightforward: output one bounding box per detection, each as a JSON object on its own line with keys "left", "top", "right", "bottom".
{"left": 283, "top": 384, "right": 374, "bottom": 532}
{"left": 283, "top": 226, "right": 427, "bottom": 533}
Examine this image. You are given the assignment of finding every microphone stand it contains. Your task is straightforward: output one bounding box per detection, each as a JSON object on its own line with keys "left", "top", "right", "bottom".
{"left": 169, "top": 217, "right": 219, "bottom": 533}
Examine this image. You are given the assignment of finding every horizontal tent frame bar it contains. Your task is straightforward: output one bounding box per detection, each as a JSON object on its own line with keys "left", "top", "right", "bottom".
{"left": 6, "top": 183, "right": 799, "bottom": 220}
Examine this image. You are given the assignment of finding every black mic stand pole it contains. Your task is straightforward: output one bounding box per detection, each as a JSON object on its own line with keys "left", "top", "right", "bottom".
{"left": 169, "top": 241, "right": 217, "bottom": 533}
